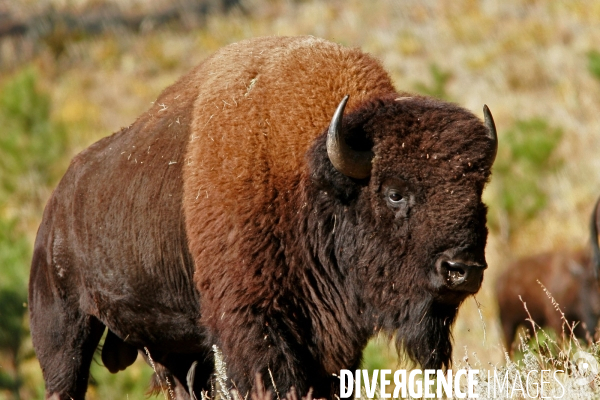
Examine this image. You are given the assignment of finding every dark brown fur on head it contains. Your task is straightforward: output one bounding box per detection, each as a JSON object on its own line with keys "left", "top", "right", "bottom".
{"left": 305, "top": 95, "right": 493, "bottom": 371}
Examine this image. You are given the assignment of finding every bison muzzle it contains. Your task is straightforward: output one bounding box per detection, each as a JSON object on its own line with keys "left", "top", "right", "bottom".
{"left": 29, "top": 36, "right": 497, "bottom": 399}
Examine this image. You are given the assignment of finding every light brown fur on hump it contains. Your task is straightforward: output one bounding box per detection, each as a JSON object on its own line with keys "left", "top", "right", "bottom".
{"left": 182, "top": 36, "right": 396, "bottom": 279}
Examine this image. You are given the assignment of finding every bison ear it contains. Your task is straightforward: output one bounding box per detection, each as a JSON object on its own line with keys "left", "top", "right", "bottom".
{"left": 483, "top": 105, "right": 498, "bottom": 164}
{"left": 326, "top": 95, "right": 373, "bottom": 179}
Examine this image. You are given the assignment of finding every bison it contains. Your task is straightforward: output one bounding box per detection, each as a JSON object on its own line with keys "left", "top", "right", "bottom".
{"left": 29, "top": 36, "right": 498, "bottom": 399}
{"left": 495, "top": 197, "right": 600, "bottom": 353}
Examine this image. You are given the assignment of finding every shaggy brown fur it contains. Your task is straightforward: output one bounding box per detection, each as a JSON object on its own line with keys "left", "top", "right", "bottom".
{"left": 496, "top": 200, "right": 600, "bottom": 353}
{"left": 29, "top": 36, "right": 496, "bottom": 399}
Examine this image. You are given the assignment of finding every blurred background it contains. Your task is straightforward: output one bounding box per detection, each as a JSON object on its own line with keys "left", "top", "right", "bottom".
{"left": 1, "top": 0, "right": 600, "bottom": 398}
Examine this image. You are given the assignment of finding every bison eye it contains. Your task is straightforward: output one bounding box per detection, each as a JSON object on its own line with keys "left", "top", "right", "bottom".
{"left": 382, "top": 179, "right": 412, "bottom": 214}
{"left": 388, "top": 191, "right": 403, "bottom": 203}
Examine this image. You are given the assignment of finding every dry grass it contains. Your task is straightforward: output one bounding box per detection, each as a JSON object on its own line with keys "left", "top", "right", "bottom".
{"left": 453, "top": 286, "right": 600, "bottom": 399}
{"left": 169, "top": 336, "right": 599, "bottom": 400}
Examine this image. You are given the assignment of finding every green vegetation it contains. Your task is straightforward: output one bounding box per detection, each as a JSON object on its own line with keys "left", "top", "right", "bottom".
{"left": 0, "top": 69, "right": 68, "bottom": 201}
{"left": 413, "top": 63, "right": 453, "bottom": 101}
{"left": 361, "top": 336, "right": 399, "bottom": 373}
{"left": 87, "top": 355, "right": 155, "bottom": 399}
{"left": 488, "top": 118, "right": 564, "bottom": 239}
{"left": 588, "top": 50, "right": 600, "bottom": 81}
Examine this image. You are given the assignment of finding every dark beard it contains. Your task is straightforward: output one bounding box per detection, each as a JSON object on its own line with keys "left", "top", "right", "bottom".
{"left": 392, "top": 296, "right": 459, "bottom": 370}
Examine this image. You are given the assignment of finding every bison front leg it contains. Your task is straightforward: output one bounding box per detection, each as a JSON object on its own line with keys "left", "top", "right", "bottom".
{"left": 29, "top": 248, "right": 106, "bottom": 399}
{"left": 30, "top": 302, "right": 105, "bottom": 399}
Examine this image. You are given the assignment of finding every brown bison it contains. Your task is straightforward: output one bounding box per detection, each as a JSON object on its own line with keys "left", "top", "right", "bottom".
{"left": 496, "top": 198, "right": 600, "bottom": 352}
{"left": 29, "top": 36, "right": 497, "bottom": 399}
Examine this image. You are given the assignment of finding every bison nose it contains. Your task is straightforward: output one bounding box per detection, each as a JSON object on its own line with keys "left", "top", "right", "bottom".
{"left": 436, "top": 259, "right": 487, "bottom": 293}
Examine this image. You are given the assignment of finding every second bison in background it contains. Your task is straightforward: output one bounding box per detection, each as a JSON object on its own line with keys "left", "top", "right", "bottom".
{"left": 496, "top": 198, "right": 600, "bottom": 352}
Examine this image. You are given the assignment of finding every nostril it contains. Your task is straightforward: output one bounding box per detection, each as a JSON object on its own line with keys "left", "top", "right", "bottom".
{"left": 442, "top": 261, "right": 467, "bottom": 283}
{"left": 435, "top": 255, "right": 486, "bottom": 294}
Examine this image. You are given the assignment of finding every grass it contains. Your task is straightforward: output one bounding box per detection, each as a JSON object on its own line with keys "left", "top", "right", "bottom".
{"left": 2, "top": 0, "right": 600, "bottom": 398}
{"left": 156, "top": 336, "right": 600, "bottom": 399}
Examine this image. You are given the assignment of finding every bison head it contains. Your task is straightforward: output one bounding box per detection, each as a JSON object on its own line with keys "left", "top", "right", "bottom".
{"left": 306, "top": 94, "right": 497, "bottom": 369}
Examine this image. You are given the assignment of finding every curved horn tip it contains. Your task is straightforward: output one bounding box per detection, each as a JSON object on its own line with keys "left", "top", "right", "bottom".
{"left": 482, "top": 104, "right": 497, "bottom": 141}
{"left": 333, "top": 95, "right": 350, "bottom": 123}
{"left": 482, "top": 105, "right": 498, "bottom": 164}
{"left": 328, "top": 95, "right": 350, "bottom": 140}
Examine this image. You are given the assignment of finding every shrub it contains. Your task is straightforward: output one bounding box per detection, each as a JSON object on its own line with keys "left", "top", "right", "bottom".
{"left": 0, "top": 68, "right": 68, "bottom": 206}
{"left": 413, "top": 63, "right": 453, "bottom": 101}
{"left": 588, "top": 50, "right": 600, "bottom": 81}
{"left": 488, "top": 118, "right": 563, "bottom": 238}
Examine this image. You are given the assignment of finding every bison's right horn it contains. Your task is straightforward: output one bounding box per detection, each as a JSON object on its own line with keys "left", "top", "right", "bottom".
{"left": 483, "top": 105, "right": 498, "bottom": 163}
{"left": 591, "top": 196, "right": 600, "bottom": 282}
{"left": 327, "top": 95, "right": 373, "bottom": 179}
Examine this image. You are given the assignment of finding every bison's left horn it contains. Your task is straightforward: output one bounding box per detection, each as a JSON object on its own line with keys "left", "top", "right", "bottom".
{"left": 327, "top": 95, "right": 373, "bottom": 179}
{"left": 483, "top": 105, "right": 498, "bottom": 163}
